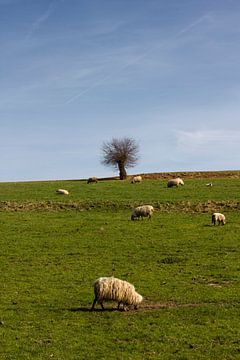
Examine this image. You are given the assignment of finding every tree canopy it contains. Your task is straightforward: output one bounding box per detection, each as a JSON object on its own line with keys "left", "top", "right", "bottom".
{"left": 101, "top": 137, "right": 139, "bottom": 180}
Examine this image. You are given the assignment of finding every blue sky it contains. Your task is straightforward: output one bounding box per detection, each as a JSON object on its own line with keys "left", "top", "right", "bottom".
{"left": 1, "top": 0, "right": 240, "bottom": 182}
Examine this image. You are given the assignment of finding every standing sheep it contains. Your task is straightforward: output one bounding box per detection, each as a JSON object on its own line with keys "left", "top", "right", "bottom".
{"left": 87, "top": 177, "right": 98, "bottom": 184}
{"left": 131, "top": 205, "right": 154, "bottom": 221}
{"left": 167, "top": 177, "right": 184, "bottom": 188}
{"left": 212, "top": 212, "right": 226, "bottom": 225}
{"left": 91, "top": 277, "right": 143, "bottom": 311}
{"left": 56, "top": 189, "right": 69, "bottom": 195}
{"left": 131, "top": 175, "right": 142, "bottom": 183}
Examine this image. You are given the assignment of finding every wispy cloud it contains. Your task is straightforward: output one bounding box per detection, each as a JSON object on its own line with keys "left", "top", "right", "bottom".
{"left": 25, "top": 1, "right": 57, "bottom": 41}
{"left": 177, "top": 13, "right": 212, "bottom": 36}
{"left": 176, "top": 129, "right": 240, "bottom": 153}
{"left": 64, "top": 11, "right": 213, "bottom": 105}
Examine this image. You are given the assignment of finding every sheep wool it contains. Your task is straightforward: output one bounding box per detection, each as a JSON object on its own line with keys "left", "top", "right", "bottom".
{"left": 131, "top": 205, "right": 154, "bottom": 221}
{"left": 56, "top": 189, "right": 69, "bottom": 195}
{"left": 167, "top": 177, "right": 184, "bottom": 188}
{"left": 91, "top": 277, "right": 143, "bottom": 311}
{"left": 206, "top": 183, "right": 213, "bottom": 187}
{"left": 212, "top": 212, "right": 226, "bottom": 225}
{"left": 87, "top": 177, "right": 98, "bottom": 184}
{"left": 131, "top": 175, "right": 142, "bottom": 183}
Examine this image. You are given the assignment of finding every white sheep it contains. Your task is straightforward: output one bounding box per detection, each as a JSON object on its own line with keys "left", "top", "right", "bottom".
{"left": 167, "top": 177, "right": 184, "bottom": 188}
{"left": 131, "top": 175, "right": 142, "bottom": 183}
{"left": 91, "top": 277, "right": 143, "bottom": 311}
{"left": 131, "top": 205, "right": 154, "bottom": 221}
{"left": 212, "top": 212, "right": 226, "bottom": 225}
{"left": 206, "top": 183, "right": 213, "bottom": 187}
{"left": 87, "top": 177, "right": 98, "bottom": 184}
{"left": 56, "top": 189, "right": 69, "bottom": 195}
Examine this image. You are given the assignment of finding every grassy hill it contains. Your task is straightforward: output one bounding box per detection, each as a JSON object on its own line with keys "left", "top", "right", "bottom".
{"left": 0, "top": 171, "right": 240, "bottom": 359}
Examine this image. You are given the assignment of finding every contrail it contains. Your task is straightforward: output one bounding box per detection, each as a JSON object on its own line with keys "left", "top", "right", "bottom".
{"left": 65, "top": 13, "right": 210, "bottom": 105}
{"left": 64, "top": 50, "right": 154, "bottom": 105}
{"left": 25, "top": 1, "right": 57, "bottom": 41}
{"left": 177, "top": 13, "right": 211, "bottom": 36}
{"left": 64, "top": 74, "right": 114, "bottom": 105}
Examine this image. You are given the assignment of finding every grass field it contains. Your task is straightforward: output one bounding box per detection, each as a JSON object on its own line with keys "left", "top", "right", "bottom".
{"left": 0, "top": 175, "right": 240, "bottom": 359}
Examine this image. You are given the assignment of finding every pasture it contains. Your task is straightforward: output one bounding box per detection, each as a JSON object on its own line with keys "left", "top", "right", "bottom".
{"left": 0, "top": 176, "right": 240, "bottom": 359}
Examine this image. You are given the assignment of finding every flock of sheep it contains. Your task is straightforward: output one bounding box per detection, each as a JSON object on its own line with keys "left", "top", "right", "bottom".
{"left": 56, "top": 175, "right": 226, "bottom": 311}
{"left": 129, "top": 176, "right": 226, "bottom": 225}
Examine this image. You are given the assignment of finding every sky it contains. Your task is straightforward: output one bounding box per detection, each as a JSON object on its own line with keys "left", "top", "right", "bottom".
{"left": 1, "top": 0, "right": 240, "bottom": 182}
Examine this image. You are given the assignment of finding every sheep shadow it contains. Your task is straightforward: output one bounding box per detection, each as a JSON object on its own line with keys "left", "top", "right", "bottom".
{"left": 66, "top": 302, "right": 220, "bottom": 313}
{"left": 203, "top": 224, "right": 227, "bottom": 227}
{"left": 68, "top": 307, "right": 120, "bottom": 313}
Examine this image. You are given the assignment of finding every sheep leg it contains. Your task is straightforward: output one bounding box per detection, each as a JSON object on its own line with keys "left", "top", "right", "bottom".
{"left": 100, "top": 301, "right": 104, "bottom": 310}
{"left": 117, "top": 302, "right": 125, "bottom": 310}
{"left": 90, "top": 297, "right": 97, "bottom": 311}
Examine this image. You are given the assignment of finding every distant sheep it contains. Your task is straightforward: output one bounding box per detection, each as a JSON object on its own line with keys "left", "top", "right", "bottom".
{"left": 56, "top": 189, "right": 69, "bottom": 195}
{"left": 131, "top": 175, "right": 142, "bottom": 183}
{"left": 206, "top": 183, "right": 213, "bottom": 187}
{"left": 167, "top": 177, "right": 184, "bottom": 188}
{"left": 131, "top": 205, "right": 154, "bottom": 221}
{"left": 87, "top": 177, "right": 98, "bottom": 184}
{"left": 91, "top": 277, "right": 143, "bottom": 311}
{"left": 212, "top": 212, "right": 226, "bottom": 225}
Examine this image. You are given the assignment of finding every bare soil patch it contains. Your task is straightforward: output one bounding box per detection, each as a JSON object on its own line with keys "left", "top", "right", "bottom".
{"left": 0, "top": 199, "right": 239, "bottom": 212}
{"left": 96, "top": 170, "right": 240, "bottom": 181}
{"left": 84, "top": 300, "right": 240, "bottom": 313}
{"left": 130, "top": 170, "right": 240, "bottom": 180}
{"left": 132, "top": 299, "right": 240, "bottom": 312}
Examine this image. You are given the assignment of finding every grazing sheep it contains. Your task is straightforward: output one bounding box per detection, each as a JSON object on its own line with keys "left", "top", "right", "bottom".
{"left": 131, "top": 205, "right": 154, "bottom": 221}
{"left": 87, "top": 177, "right": 98, "bottom": 184}
{"left": 56, "top": 189, "right": 69, "bottom": 195}
{"left": 212, "top": 212, "right": 226, "bottom": 225}
{"left": 91, "top": 277, "right": 143, "bottom": 311}
{"left": 167, "top": 177, "right": 184, "bottom": 188}
{"left": 206, "top": 182, "right": 213, "bottom": 187}
{"left": 131, "top": 175, "right": 142, "bottom": 183}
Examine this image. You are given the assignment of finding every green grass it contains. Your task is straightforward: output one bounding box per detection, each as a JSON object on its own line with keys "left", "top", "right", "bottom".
{"left": 0, "top": 177, "right": 239, "bottom": 204}
{"left": 0, "top": 177, "right": 240, "bottom": 359}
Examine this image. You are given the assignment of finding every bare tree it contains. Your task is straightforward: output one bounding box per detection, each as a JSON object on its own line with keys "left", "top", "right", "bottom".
{"left": 101, "top": 137, "right": 139, "bottom": 180}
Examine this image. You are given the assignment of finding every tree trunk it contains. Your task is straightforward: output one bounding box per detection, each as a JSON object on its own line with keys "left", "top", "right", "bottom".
{"left": 118, "top": 161, "right": 127, "bottom": 180}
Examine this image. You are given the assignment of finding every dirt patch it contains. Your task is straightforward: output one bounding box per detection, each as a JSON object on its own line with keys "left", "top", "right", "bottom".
{"left": 0, "top": 201, "right": 87, "bottom": 212}
{"left": 97, "top": 170, "right": 240, "bottom": 181}
{"left": 129, "top": 170, "right": 240, "bottom": 180}
{"left": 0, "top": 199, "right": 239, "bottom": 212}
{"left": 132, "top": 300, "right": 239, "bottom": 312}
{"left": 155, "top": 200, "right": 240, "bottom": 213}
{"left": 71, "top": 300, "right": 240, "bottom": 313}
{"left": 138, "top": 302, "right": 199, "bottom": 310}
